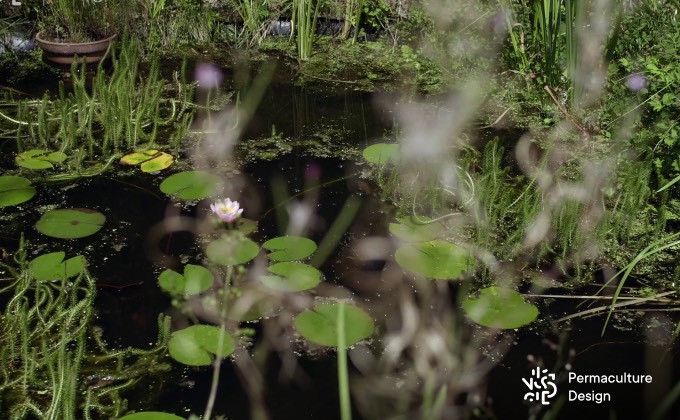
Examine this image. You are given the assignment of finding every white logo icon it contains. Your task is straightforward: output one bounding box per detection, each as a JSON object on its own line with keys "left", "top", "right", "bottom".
{"left": 523, "top": 367, "right": 557, "bottom": 405}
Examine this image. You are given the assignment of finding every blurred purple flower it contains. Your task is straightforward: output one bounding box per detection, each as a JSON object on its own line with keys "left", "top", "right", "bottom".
{"left": 626, "top": 73, "right": 648, "bottom": 92}
{"left": 210, "top": 198, "right": 243, "bottom": 223}
{"left": 194, "top": 62, "right": 223, "bottom": 90}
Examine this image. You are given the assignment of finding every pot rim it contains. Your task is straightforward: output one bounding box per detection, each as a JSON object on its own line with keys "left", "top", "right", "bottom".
{"left": 35, "top": 31, "right": 118, "bottom": 47}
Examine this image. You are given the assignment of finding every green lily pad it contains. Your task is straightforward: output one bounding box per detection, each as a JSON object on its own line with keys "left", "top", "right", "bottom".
{"left": 206, "top": 236, "right": 259, "bottom": 266}
{"left": 234, "top": 218, "right": 258, "bottom": 234}
{"left": 119, "top": 413, "right": 184, "bottom": 420}
{"left": 0, "top": 176, "right": 36, "bottom": 208}
{"left": 168, "top": 325, "right": 235, "bottom": 366}
{"left": 160, "top": 171, "right": 222, "bottom": 200}
{"left": 395, "top": 240, "right": 473, "bottom": 279}
{"left": 158, "top": 264, "right": 214, "bottom": 295}
{"left": 462, "top": 287, "right": 539, "bottom": 329}
{"left": 120, "top": 150, "right": 174, "bottom": 172}
{"left": 120, "top": 149, "right": 160, "bottom": 165}
{"left": 260, "top": 262, "right": 322, "bottom": 292}
{"left": 362, "top": 143, "right": 399, "bottom": 166}
{"left": 35, "top": 208, "right": 106, "bottom": 239}
{"left": 294, "top": 303, "right": 374, "bottom": 347}
{"left": 29, "top": 251, "right": 86, "bottom": 281}
{"left": 389, "top": 216, "right": 442, "bottom": 242}
{"left": 15, "top": 149, "right": 68, "bottom": 170}
{"left": 262, "top": 236, "right": 317, "bottom": 261}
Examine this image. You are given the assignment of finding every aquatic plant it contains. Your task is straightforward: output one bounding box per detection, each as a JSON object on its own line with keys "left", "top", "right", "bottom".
{"left": 5, "top": 36, "right": 196, "bottom": 167}
{"left": 292, "top": 0, "right": 320, "bottom": 60}
{"left": 0, "top": 240, "right": 171, "bottom": 419}
{"left": 0, "top": 175, "right": 36, "bottom": 208}
{"left": 210, "top": 198, "right": 244, "bottom": 223}
{"left": 120, "top": 149, "right": 174, "bottom": 173}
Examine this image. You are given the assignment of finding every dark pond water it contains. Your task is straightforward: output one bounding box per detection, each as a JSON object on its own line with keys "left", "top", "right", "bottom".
{"left": 1, "top": 59, "right": 680, "bottom": 420}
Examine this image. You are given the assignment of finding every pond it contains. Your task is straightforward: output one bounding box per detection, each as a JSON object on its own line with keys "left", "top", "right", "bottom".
{"left": 1, "top": 46, "right": 679, "bottom": 420}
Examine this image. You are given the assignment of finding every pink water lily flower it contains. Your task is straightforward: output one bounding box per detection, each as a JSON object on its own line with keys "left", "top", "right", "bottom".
{"left": 210, "top": 198, "right": 243, "bottom": 223}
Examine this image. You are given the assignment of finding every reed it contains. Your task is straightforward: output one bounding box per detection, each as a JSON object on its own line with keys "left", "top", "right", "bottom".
{"left": 292, "top": 0, "right": 321, "bottom": 60}
{"left": 8, "top": 36, "right": 196, "bottom": 165}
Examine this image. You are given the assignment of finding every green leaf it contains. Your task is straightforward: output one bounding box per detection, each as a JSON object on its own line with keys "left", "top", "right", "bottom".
{"left": 16, "top": 158, "right": 53, "bottom": 169}
{"left": 262, "top": 236, "right": 317, "bottom": 261}
{"left": 389, "top": 216, "right": 441, "bottom": 242}
{"left": 260, "top": 262, "right": 322, "bottom": 292}
{"left": 234, "top": 218, "right": 258, "bottom": 235}
{"left": 159, "top": 265, "right": 213, "bottom": 295}
{"left": 158, "top": 269, "right": 186, "bottom": 295}
{"left": 362, "top": 143, "right": 399, "bottom": 166}
{"left": 160, "top": 171, "right": 222, "bottom": 200}
{"left": 462, "top": 287, "right": 538, "bottom": 329}
{"left": 15, "top": 149, "right": 68, "bottom": 170}
{"left": 119, "top": 412, "right": 185, "bottom": 420}
{"left": 168, "top": 325, "right": 235, "bottom": 366}
{"left": 294, "top": 303, "right": 374, "bottom": 347}
{"left": 141, "top": 153, "right": 174, "bottom": 172}
{"left": 121, "top": 150, "right": 174, "bottom": 172}
{"left": 395, "top": 240, "right": 473, "bottom": 279}
{"left": 29, "top": 252, "right": 86, "bottom": 281}
{"left": 120, "top": 150, "right": 160, "bottom": 165}
{"left": 0, "top": 176, "right": 36, "bottom": 208}
{"left": 35, "top": 208, "right": 106, "bottom": 239}
{"left": 46, "top": 151, "right": 67, "bottom": 163}
{"left": 206, "top": 236, "right": 259, "bottom": 266}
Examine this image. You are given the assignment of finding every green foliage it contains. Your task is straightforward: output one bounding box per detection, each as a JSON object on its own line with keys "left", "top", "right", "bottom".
{"left": 293, "top": 0, "right": 321, "bottom": 60}
{"left": 15, "top": 149, "right": 67, "bottom": 170}
{"left": 262, "top": 236, "right": 317, "bottom": 261}
{"left": 35, "top": 208, "right": 106, "bottom": 239}
{"left": 39, "top": 0, "right": 138, "bottom": 42}
{"left": 362, "top": 143, "right": 399, "bottom": 165}
{"left": 158, "top": 264, "right": 215, "bottom": 295}
{"left": 206, "top": 236, "right": 260, "bottom": 266}
{"left": 159, "top": 171, "right": 223, "bottom": 200}
{"left": 120, "top": 149, "right": 175, "bottom": 173}
{"left": 294, "top": 302, "right": 374, "bottom": 347}
{"left": 0, "top": 244, "right": 171, "bottom": 418}
{"left": 167, "top": 325, "right": 235, "bottom": 366}
{"left": 462, "top": 286, "right": 539, "bottom": 329}
{"left": 395, "top": 240, "right": 474, "bottom": 279}
{"left": 0, "top": 175, "right": 36, "bottom": 208}
{"left": 8, "top": 37, "right": 196, "bottom": 163}
{"left": 389, "top": 216, "right": 442, "bottom": 242}
{"left": 260, "top": 261, "right": 322, "bottom": 291}
{"left": 29, "top": 251, "right": 86, "bottom": 281}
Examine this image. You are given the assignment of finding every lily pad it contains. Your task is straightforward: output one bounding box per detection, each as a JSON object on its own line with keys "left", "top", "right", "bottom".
{"left": 234, "top": 218, "right": 258, "bottom": 235}
{"left": 262, "top": 236, "right": 317, "bottom": 261}
{"left": 160, "top": 171, "right": 222, "bottom": 200}
{"left": 15, "top": 149, "right": 67, "bottom": 170}
{"left": 294, "top": 303, "right": 374, "bottom": 347}
{"left": 29, "top": 251, "right": 86, "bottom": 281}
{"left": 395, "top": 240, "right": 473, "bottom": 279}
{"left": 0, "top": 176, "right": 36, "bottom": 208}
{"left": 119, "top": 413, "right": 184, "bottom": 420}
{"left": 35, "top": 208, "right": 106, "bottom": 239}
{"left": 206, "top": 236, "right": 259, "bottom": 266}
{"left": 158, "top": 264, "right": 214, "bottom": 295}
{"left": 362, "top": 143, "right": 399, "bottom": 166}
{"left": 260, "top": 262, "right": 322, "bottom": 292}
{"left": 462, "top": 287, "right": 539, "bottom": 329}
{"left": 168, "top": 325, "right": 235, "bottom": 366}
{"left": 120, "top": 149, "right": 174, "bottom": 172}
{"left": 389, "top": 216, "right": 442, "bottom": 242}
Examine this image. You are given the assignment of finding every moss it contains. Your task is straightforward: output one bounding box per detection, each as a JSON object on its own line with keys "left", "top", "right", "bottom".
{"left": 237, "top": 126, "right": 360, "bottom": 163}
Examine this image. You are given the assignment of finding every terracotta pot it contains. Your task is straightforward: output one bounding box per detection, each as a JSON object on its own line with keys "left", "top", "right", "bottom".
{"left": 34, "top": 31, "right": 117, "bottom": 65}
